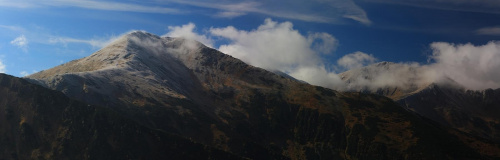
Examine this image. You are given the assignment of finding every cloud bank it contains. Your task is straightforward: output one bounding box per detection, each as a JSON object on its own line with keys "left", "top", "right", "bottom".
{"left": 430, "top": 41, "right": 500, "bottom": 90}
{"left": 339, "top": 62, "right": 438, "bottom": 92}
{"left": 340, "top": 42, "right": 500, "bottom": 91}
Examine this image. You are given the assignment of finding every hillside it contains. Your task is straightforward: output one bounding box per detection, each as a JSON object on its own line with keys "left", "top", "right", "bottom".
{"left": 0, "top": 73, "right": 240, "bottom": 159}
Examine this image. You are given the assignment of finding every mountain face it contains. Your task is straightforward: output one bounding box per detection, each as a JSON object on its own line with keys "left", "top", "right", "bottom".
{"left": 23, "top": 31, "right": 499, "bottom": 159}
{"left": 0, "top": 73, "right": 239, "bottom": 159}
{"left": 340, "top": 62, "right": 500, "bottom": 142}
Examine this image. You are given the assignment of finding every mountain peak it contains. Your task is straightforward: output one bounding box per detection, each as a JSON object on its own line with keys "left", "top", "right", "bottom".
{"left": 28, "top": 32, "right": 210, "bottom": 80}
{"left": 121, "top": 30, "right": 163, "bottom": 45}
{"left": 126, "top": 30, "right": 157, "bottom": 38}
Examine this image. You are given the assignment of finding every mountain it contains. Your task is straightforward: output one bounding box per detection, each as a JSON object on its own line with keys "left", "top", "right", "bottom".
{"left": 340, "top": 62, "right": 500, "bottom": 142}
{"left": 0, "top": 73, "right": 239, "bottom": 159}
{"left": 24, "top": 31, "right": 499, "bottom": 159}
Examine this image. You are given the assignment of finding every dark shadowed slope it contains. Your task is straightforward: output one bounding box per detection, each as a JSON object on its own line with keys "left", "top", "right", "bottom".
{"left": 0, "top": 73, "right": 241, "bottom": 160}
{"left": 26, "top": 31, "right": 498, "bottom": 159}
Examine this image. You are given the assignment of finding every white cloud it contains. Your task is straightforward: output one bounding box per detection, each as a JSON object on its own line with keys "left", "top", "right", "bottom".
{"left": 337, "top": 51, "right": 377, "bottom": 70}
{"left": 10, "top": 35, "right": 28, "bottom": 51}
{"left": 210, "top": 18, "right": 319, "bottom": 71}
{"left": 475, "top": 26, "right": 500, "bottom": 36}
{"left": 429, "top": 41, "right": 500, "bottom": 90}
{"left": 308, "top": 32, "right": 338, "bottom": 55}
{"left": 163, "top": 23, "right": 214, "bottom": 48}
{"left": 0, "top": 58, "right": 6, "bottom": 73}
{"left": 210, "top": 18, "right": 344, "bottom": 88}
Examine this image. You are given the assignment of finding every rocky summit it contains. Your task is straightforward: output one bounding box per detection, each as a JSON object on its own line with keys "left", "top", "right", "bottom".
{"left": 2, "top": 31, "right": 495, "bottom": 159}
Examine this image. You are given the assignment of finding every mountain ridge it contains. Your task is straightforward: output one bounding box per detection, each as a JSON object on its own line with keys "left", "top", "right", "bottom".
{"left": 22, "top": 31, "right": 500, "bottom": 159}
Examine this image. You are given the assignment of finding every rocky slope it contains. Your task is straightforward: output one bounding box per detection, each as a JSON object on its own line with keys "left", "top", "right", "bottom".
{"left": 24, "top": 31, "right": 499, "bottom": 159}
{"left": 340, "top": 62, "right": 500, "bottom": 142}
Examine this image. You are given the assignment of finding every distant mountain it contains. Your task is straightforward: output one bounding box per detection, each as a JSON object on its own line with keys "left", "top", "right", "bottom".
{"left": 23, "top": 31, "right": 499, "bottom": 159}
{"left": 340, "top": 61, "right": 500, "bottom": 142}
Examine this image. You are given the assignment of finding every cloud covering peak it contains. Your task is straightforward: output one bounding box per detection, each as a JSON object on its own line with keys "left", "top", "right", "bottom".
{"left": 430, "top": 41, "right": 500, "bottom": 90}
{"left": 339, "top": 41, "right": 500, "bottom": 91}
{"left": 164, "top": 23, "right": 214, "bottom": 48}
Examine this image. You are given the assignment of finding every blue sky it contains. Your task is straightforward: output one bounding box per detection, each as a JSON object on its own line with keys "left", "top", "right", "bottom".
{"left": 1, "top": 0, "right": 500, "bottom": 89}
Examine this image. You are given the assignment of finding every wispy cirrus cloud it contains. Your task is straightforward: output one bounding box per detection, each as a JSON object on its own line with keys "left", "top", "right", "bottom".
{"left": 0, "top": 0, "right": 181, "bottom": 14}
{"left": 475, "top": 26, "right": 500, "bottom": 36}
{"left": 0, "top": 25, "right": 25, "bottom": 32}
{"left": 214, "top": 11, "right": 247, "bottom": 18}
{"left": 1, "top": 23, "right": 119, "bottom": 50}
{"left": 48, "top": 35, "right": 120, "bottom": 48}
{"left": 366, "top": 0, "right": 500, "bottom": 14}
{"left": 0, "top": 0, "right": 371, "bottom": 25}
{"left": 166, "top": 0, "right": 371, "bottom": 25}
